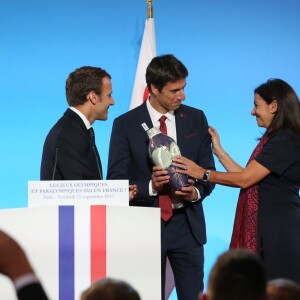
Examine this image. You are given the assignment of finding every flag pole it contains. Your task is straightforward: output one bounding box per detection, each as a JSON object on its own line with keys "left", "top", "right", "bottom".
{"left": 146, "top": 0, "right": 154, "bottom": 18}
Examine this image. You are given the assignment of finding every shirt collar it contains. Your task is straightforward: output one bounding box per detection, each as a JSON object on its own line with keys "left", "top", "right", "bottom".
{"left": 70, "top": 107, "right": 91, "bottom": 130}
{"left": 146, "top": 99, "right": 175, "bottom": 123}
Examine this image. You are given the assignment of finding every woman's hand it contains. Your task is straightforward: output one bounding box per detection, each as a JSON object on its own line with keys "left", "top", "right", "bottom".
{"left": 208, "top": 126, "right": 225, "bottom": 157}
{"left": 172, "top": 156, "right": 205, "bottom": 180}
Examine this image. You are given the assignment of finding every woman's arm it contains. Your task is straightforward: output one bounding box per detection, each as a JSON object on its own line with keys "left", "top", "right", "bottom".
{"left": 172, "top": 157, "right": 271, "bottom": 189}
{"left": 209, "top": 160, "right": 270, "bottom": 188}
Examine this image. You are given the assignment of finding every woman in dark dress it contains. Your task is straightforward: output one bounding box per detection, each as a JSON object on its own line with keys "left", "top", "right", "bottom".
{"left": 173, "top": 78, "right": 300, "bottom": 283}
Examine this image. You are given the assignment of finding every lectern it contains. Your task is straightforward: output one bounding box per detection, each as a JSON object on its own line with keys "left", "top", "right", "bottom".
{"left": 0, "top": 180, "right": 161, "bottom": 300}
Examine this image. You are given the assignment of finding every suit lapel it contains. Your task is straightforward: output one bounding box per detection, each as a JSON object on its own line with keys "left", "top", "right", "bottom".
{"left": 175, "top": 107, "right": 188, "bottom": 151}
{"left": 136, "top": 102, "right": 154, "bottom": 135}
{"left": 65, "top": 108, "right": 88, "bottom": 135}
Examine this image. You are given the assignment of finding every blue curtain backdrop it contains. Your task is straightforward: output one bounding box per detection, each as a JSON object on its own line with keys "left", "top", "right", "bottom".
{"left": 1, "top": 0, "right": 300, "bottom": 298}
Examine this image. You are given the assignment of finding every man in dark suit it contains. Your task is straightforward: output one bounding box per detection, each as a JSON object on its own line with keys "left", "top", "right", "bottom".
{"left": 0, "top": 230, "right": 48, "bottom": 300}
{"left": 40, "top": 66, "right": 114, "bottom": 180}
{"left": 107, "top": 54, "right": 215, "bottom": 300}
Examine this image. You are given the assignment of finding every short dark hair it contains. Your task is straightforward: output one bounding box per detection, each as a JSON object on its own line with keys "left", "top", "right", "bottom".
{"left": 146, "top": 54, "right": 188, "bottom": 93}
{"left": 254, "top": 78, "right": 300, "bottom": 134}
{"left": 66, "top": 66, "right": 111, "bottom": 107}
{"left": 267, "top": 278, "right": 300, "bottom": 300}
{"left": 80, "top": 278, "right": 141, "bottom": 300}
{"left": 207, "top": 249, "right": 267, "bottom": 300}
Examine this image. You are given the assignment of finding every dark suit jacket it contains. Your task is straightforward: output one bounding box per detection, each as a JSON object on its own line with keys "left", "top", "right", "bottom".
{"left": 17, "top": 282, "right": 48, "bottom": 300}
{"left": 40, "top": 108, "right": 102, "bottom": 180}
{"left": 107, "top": 102, "right": 215, "bottom": 244}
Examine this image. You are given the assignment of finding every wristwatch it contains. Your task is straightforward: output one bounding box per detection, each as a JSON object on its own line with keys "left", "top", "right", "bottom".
{"left": 203, "top": 170, "right": 212, "bottom": 182}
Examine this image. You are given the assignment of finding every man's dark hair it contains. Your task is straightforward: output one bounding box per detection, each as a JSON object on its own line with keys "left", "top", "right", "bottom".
{"left": 207, "top": 249, "right": 267, "bottom": 300}
{"left": 146, "top": 54, "right": 188, "bottom": 93}
{"left": 66, "top": 66, "right": 111, "bottom": 107}
{"left": 267, "top": 278, "right": 300, "bottom": 300}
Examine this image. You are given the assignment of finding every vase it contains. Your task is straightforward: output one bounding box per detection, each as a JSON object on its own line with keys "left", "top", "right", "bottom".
{"left": 147, "top": 127, "right": 189, "bottom": 191}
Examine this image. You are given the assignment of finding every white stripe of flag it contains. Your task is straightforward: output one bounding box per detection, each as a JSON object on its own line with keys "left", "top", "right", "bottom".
{"left": 129, "top": 18, "right": 156, "bottom": 110}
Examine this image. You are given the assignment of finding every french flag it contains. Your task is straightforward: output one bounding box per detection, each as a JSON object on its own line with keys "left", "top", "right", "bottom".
{"left": 0, "top": 205, "right": 160, "bottom": 300}
{"left": 129, "top": 17, "right": 156, "bottom": 110}
{"left": 59, "top": 205, "right": 107, "bottom": 300}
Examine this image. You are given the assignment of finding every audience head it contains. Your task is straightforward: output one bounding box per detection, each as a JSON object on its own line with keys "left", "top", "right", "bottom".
{"left": 267, "top": 278, "right": 300, "bottom": 300}
{"left": 80, "top": 277, "right": 141, "bottom": 300}
{"left": 66, "top": 66, "right": 111, "bottom": 107}
{"left": 200, "top": 249, "right": 267, "bottom": 300}
{"left": 0, "top": 230, "right": 34, "bottom": 280}
{"left": 0, "top": 230, "right": 48, "bottom": 299}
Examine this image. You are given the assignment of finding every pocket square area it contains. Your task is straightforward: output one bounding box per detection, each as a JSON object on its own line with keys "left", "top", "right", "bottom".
{"left": 186, "top": 132, "right": 197, "bottom": 139}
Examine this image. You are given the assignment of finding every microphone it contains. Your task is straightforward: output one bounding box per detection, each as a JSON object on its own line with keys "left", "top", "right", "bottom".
{"left": 51, "top": 147, "right": 59, "bottom": 180}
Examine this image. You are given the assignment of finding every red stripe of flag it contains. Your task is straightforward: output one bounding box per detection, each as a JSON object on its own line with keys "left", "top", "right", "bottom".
{"left": 90, "top": 205, "right": 106, "bottom": 283}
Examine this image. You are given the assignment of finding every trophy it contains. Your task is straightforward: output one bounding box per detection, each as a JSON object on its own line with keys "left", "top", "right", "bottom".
{"left": 147, "top": 126, "right": 188, "bottom": 190}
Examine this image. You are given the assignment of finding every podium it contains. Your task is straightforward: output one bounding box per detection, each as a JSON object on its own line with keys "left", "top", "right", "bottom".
{"left": 0, "top": 181, "right": 161, "bottom": 300}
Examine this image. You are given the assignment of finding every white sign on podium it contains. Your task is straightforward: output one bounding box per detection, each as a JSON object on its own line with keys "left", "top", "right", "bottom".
{"left": 28, "top": 180, "right": 129, "bottom": 206}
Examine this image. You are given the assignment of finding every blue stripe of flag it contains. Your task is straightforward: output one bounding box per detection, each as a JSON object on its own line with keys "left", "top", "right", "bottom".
{"left": 59, "top": 206, "right": 74, "bottom": 300}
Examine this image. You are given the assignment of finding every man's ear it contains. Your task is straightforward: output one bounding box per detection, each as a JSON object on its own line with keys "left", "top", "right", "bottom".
{"left": 87, "top": 91, "right": 98, "bottom": 105}
{"left": 151, "top": 84, "right": 159, "bottom": 96}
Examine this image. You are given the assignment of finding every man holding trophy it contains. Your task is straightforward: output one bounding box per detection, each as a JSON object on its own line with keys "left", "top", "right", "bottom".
{"left": 107, "top": 54, "right": 215, "bottom": 300}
